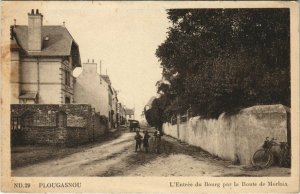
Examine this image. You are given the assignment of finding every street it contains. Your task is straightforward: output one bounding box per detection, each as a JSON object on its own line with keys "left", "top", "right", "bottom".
{"left": 12, "top": 128, "right": 290, "bottom": 177}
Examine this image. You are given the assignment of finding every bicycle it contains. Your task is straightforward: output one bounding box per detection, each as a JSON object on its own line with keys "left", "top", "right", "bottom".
{"left": 251, "top": 137, "right": 290, "bottom": 168}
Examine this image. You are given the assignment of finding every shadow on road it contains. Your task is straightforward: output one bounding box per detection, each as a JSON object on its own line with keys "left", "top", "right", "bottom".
{"left": 98, "top": 133, "right": 227, "bottom": 177}
{"left": 11, "top": 128, "right": 124, "bottom": 169}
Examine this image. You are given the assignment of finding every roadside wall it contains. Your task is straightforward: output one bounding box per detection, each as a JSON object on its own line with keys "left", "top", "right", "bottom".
{"left": 93, "top": 113, "right": 109, "bottom": 138}
{"left": 11, "top": 104, "right": 108, "bottom": 146}
{"left": 163, "top": 104, "right": 290, "bottom": 165}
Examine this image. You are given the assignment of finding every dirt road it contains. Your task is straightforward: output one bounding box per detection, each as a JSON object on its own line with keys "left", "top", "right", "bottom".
{"left": 12, "top": 129, "right": 290, "bottom": 177}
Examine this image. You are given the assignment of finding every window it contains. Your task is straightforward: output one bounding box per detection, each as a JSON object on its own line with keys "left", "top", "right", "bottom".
{"left": 65, "top": 70, "right": 70, "bottom": 86}
{"left": 65, "top": 96, "right": 71, "bottom": 104}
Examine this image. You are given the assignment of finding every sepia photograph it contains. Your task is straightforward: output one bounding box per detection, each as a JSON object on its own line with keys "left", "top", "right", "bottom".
{"left": 1, "top": 1, "right": 299, "bottom": 193}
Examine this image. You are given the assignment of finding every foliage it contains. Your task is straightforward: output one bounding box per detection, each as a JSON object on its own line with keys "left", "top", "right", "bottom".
{"left": 153, "top": 9, "right": 290, "bottom": 118}
{"left": 144, "top": 95, "right": 170, "bottom": 130}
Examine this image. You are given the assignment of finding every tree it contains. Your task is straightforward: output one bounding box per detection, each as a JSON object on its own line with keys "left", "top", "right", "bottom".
{"left": 144, "top": 95, "right": 170, "bottom": 131}
{"left": 155, "top": 9, "right": 290, "bottom": 118}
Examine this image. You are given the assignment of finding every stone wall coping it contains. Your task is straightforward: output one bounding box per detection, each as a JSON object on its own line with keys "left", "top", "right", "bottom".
{"left": 166, "top": 104, "right": 290, "bottom": 124}
{"left": 239, "top": 104, "right": 290, "bottom": 114}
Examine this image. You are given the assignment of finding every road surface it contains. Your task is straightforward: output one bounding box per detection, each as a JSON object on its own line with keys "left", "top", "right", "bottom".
{"left": 12, "top": 128, "right": 290, "bottom": 177}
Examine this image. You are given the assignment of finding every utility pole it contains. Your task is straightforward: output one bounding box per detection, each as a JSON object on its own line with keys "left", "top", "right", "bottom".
{"left": 100, "top": 60, "right": 102, "bottom": 84}
{"left": 99, "top": 60, "right": 102, "bottom": 75}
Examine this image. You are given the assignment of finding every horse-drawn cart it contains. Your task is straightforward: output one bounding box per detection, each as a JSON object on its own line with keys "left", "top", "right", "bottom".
{"left": 128, "top": 119, "right": 140, "bottom": 132}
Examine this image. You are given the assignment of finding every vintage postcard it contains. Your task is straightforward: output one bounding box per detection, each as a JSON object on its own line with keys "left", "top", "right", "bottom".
{"left": 1, "top": 1, "right": 299, "bottom": 193}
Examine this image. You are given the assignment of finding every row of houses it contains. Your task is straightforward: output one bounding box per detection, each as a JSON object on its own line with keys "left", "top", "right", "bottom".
{"left": 9, "top": 9, "right": 134, "bottom": 146}
{"left": 74, "top": 60, "right": 135, "bottom": 128}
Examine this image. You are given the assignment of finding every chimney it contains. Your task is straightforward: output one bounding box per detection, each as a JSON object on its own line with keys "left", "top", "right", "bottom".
{"left": 82, "top": 61, "right": 97, "bottom": 74}
{"left": 28, "top": 9, "right": 43, "bottom": 51}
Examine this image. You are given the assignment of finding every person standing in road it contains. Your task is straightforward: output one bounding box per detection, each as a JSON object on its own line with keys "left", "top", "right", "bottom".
{"left": 143, "top": 131, "right": 150, "bottom": 153}
{"left": 134, "top": 131, "right": 142, "bottom": 152}
{"left": 154, "top": 129, "right": 162, "bottom": 153}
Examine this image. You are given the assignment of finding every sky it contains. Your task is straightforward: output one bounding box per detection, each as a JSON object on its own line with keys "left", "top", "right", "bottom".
{"left": 3, "top": 1, "right": 171, "bottom": 120}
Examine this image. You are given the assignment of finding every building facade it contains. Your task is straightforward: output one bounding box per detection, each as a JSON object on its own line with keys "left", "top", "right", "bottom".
{"left": 74, "top": 61, "right": 118, "bottom": 128}
{"left": 125, "top": 108, "right": 135, "bottom": 122}
{"left": 74, "top": 61, "right": 109, "bottom": 116}
{"left": 10, "top": 9, "right": 81, "bottom": 104}
{"left": 117, "top": 102, "right": 126, "bottom": 125}
{"left": 100, "top": 75, "right": 114, "bottom": 128}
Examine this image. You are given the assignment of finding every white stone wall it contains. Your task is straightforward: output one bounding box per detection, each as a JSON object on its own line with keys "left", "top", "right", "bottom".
{"left": 163, "top": 104, "right": 289, "bottom": 165}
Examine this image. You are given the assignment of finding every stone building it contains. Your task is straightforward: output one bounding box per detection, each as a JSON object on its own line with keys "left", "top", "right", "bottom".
{"left": 112, "top": 88, "right": 119, "bottom": 127}
{"left": 9, "top": 10, "right": 111, "bottom": 147}
{"left": 74, "top": 61, "right": 108, "bottom": 115}
{"left": 10, "top": 9, "right": 81, "bottom": 104}
{"left": 74, "top": 61, "right": 118, "bottom": 128}
{"left": 100, "top": 74, "right": 114, "bottom": 128}
{"left": 117, "top": 102, "right": 126, "bottom": 125}
{"left": 125, "top": 108, "right": 135, "bottom": 121}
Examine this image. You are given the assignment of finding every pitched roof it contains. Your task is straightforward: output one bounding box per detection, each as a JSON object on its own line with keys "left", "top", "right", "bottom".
{"left": 100, "top": 75, "right": 111, "bottom": 85}
{"left": 125, "top": 108, "right": 134, "bottom": 115}
{"left": 100, "top": 75, "right": 113, "bottom": 94}
{"left": 12, "top": 25, "right": 81, "bottom": 67}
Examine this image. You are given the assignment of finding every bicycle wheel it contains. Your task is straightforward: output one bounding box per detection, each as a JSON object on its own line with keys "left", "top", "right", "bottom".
{"left": 251, "top": 149, "right": 273, "bottom": 168}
